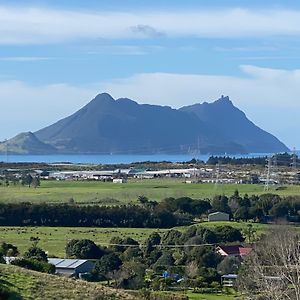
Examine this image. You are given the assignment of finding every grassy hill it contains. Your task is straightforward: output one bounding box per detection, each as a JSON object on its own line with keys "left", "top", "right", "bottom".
{"left": 0, "top": 264, "right": 137, "bottom": 300}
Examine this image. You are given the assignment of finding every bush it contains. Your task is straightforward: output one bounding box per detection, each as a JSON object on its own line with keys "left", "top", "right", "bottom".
{"left": 24, "top": 247, "right": 47, "bottom": 261}
{"left": 66, "top": 239, "right": 105, "bottom": 259}
{"left": 11, "top": 258, "right": 55, "bottom": 274}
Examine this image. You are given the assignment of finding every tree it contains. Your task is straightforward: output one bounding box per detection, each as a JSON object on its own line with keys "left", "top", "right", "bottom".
{"left": 21, "top": 174, "right": 33, "bottom": 187}
{"left": 0, "top": 242, "right": 18, "bottom": 256}
{"left": 185, "top": 260, "right": 199, "bottom": 279}
{"left": 217, "top": 256, "right": 241, "bottom": 275}
{"left": 24, "top": 246, "right": 47, "bottom": 262}
{"left": 214, "top": 226, "right": 244, "bottom": 243}
{"left": 93, "top": 253, "right": 122, "bottom": 281}
{"left": 211, "top": 195, "right": 231, "bottom": 215}
{"left": 144, "top": 232, "right": 161, "bottom": 256}
{"left": 31, "top": 177, "right": 40, "bottom": 188}
{"left": 66, "top": 239, "right": 104, "bottom": 259}
{"left": 116, "top": 260, "right": 147, "bottom": 289}
{"left": 238, "top": 228, "right": 300, "bottom": 300}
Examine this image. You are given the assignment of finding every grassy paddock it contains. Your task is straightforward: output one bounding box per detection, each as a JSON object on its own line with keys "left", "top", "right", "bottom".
{"left": 1, "top": 179, "right": 299, "bottom": 204}
{"left": 0, "top": 221, "right": 283, "bottom": 257}
{"left": 186, "top": 291, "right": 241, "bottom": 299}
{"left": 0, "top": 226, "right": 167, "bottom": 257}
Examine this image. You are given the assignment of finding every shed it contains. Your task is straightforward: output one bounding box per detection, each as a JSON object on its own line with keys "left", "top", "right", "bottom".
{"left": 208, "top": 211, "right": 229, "bottom": 222}
{"left": 48, "top": 258, "right": 95, "bottom": 277}
{"left": 221, "top": 274, "right": 238, "bottom": 287}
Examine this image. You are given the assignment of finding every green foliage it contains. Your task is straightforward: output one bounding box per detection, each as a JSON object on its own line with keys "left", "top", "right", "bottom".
{"left": 11, "top": 258, "right": 55, "bottom": 274}
{"left": 65, "top": 239, "right": 105, "bottom": 259}
{"left": 214, "top": 226, "right": 244, "bottom": 243}
{"left": 211, "top": 195, "right": 232, "bottom": 215}
{"left": 217, "top": 256, "right": 241, "bottom": 275}
{"left": 0, "top": 242, "right": 18, "bottom": 256}
{"left": 24, "top": 246, "right": 48, "bottom": 261}
{"left": 93, "top": 253, "right": 122, "bottom": 280}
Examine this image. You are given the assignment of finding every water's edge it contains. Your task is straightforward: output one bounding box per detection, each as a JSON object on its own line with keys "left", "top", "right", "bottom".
{"left": 0, "top": 153, "right": 277, "bottom": 164}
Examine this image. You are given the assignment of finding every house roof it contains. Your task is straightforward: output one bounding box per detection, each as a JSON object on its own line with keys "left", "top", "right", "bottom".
{"left": 48, "top": 258, "right": 90, "bottom": 269}
{"left": 208, "top": 212, "right": 229, "bottom": 216}
{"left": 217, "top": 245, "right": 252, "bottom": 256}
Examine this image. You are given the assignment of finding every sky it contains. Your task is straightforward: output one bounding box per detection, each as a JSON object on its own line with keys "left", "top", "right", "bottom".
{"left": 0, "top": 0, "right": 300, "bottom": 149}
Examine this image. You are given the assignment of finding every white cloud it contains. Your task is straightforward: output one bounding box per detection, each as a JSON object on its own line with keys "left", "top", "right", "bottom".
{"left": 2, "top": 6, "right": 300, "bottom": 44}
{"left": 0, "top": 65, "right": 299, "bottom": 147}
{"left": 0, "top": 81, "right": 98, "bottom": 140}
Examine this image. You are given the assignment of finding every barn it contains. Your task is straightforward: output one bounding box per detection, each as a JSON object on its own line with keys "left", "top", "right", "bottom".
{"left": 48, "top": 258, "right": 95, "bottom": 277}
{"left": 208, "top": 211, "right": 230, "bottom": 222}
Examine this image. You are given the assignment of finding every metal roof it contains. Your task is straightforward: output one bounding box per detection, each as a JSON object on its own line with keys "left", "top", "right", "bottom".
{"left": 48, "top": 258, "right": 89, "bottom": 269}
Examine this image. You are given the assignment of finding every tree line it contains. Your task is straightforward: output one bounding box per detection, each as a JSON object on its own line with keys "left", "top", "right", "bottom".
{"left": 0, "top": 192, "right": 299, "bottom": 228}
{"left": 0, "top": 203, "right": 190, "bottom": 228}
{"left": 207, "top": 152, "right": 299, "bottom": 166}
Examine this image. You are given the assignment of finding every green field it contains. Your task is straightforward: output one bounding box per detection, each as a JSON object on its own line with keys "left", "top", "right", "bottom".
{"left": 1, "top": 179, "right": 299, "bottom": 204}
{"left": 187, "top": 291, "right": 241, "bottom": 300}
{"left": 0, "top": 226, "right": 166, "bottom": 257}
{"left": 0, "top": 221, "right": 275, "bottom": 257}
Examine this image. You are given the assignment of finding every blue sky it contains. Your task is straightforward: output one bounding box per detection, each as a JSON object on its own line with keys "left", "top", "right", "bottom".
{"left": 1, "top": 0, "right": 300, "bottom": 149}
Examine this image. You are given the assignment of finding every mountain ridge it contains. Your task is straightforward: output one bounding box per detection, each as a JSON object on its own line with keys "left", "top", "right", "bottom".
{"left": 0, "top": 93, "right": 289, "bottom": 155}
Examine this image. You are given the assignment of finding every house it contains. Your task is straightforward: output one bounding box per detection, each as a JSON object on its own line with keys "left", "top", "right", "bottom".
{"left": 216, "top": 245, "right": 252, "bottom": 257}
{"left": 48, "top": 258, "right": 95, "bottom": 277}
{"left": 208, "top": 211, "right": 229, "bottom": 222}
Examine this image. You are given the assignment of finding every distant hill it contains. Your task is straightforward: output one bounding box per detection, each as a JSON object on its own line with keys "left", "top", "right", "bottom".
{"left": 1, "top": 93, "right": 289, "bottom": 155}
{"left": 180, "top": 95, "right": 288, "bottom": 153}
{"left": 0, "top": 132, "right": 56, "bottom": 154}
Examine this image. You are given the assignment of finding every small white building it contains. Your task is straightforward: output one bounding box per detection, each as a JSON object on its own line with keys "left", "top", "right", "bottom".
{"left": 208, "top": 211, "right": 229, "bottom": 222}
{"left": 48, "top": 258, "right": 95, "bottom": 277}
{"left": 113, "top": 178, "right": 127, "bottom": 183}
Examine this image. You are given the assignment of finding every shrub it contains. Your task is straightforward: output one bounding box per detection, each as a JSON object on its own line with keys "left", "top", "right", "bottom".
{"left": 11, "top": 258, "right": 55, "bottom": 274}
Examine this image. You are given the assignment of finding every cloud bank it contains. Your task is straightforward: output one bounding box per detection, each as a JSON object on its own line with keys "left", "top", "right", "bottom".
{"left": 1, "top": 6, "right": 300, "bottom": 44}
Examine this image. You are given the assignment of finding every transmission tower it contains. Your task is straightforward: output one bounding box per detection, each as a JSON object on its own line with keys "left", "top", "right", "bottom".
{"left": 264, "top": 156, "right": 272, "bottom": 191}
{"left": 273, "top": 153, "right": 279, "bottom": 185}
{"left": 214, "top": 161, "right": 223, "bottom": 191}
{"left": 291, "top": 147, "right": 297, "bottom": 183}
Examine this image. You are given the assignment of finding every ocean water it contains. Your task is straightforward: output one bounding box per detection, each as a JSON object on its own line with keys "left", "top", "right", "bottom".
{"left": 0, "top": 153, "right": 274, "bottom": 164}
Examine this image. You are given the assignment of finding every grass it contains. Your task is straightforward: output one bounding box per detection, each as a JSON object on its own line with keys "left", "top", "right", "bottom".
{"left": 0, "top": 264, "right": 138, "bottom": 300}
{"left": 1, "top": 179, "right": 300, "bottom": 204}
{"left": 0, "top": 221, "right": 283, "bottom": 257}
{"left": 0, "top": 226, "right": 168, "bottom": 257}
{"left": 187, "top": 291, "right": 241, "bottom": 299}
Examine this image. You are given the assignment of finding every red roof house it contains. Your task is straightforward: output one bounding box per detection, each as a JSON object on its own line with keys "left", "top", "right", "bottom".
{"left": 216, "top": 245, "right": 252, "bottom": 257}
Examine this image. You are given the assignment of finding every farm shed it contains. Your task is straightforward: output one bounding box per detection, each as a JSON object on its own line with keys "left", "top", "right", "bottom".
{"left": 48, "top": 258, "right": 95, "bottom": 277}
{"left": 208, "top": 211, "right": 229, "bottom": 222}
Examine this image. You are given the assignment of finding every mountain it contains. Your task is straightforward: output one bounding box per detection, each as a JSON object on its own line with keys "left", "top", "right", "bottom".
{"left": 0, "top": 132, "right": 56, "bottom": 154}
{"left": 180, "top": 95, "right": 288, "bottom": 153}
{"left": 1, "top": 93, "right": 289, "bottom": 155}
{"left": 34, "top": 93, "right": 246, "bottom": 154}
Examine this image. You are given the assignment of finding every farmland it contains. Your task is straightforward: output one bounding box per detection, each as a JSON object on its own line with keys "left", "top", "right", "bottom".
{"left": 1, "top": 178, "right": 300, "bottom": 204}
{"left": 0, "top": 222, "right": 275, "bottom": 257}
